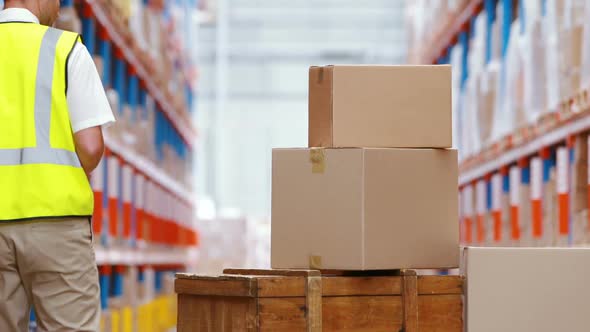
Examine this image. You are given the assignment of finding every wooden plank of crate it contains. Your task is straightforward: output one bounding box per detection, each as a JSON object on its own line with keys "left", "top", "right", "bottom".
{"left": 402, "top": 270, "right": 418, "bottom": 332}
{"left": 258, "top": 297, "right": 307, "bottom": 331}
{"left": 321, "top": 276, "right": 402, "bottom": 296}
{"left": 306, "top": 275, "right": 322, "bottom": 332}
{"left": 224, "top": 268, "right": 321, "bottom": 277}
{"left": 322, "top": 295, "right": 403, "bottom": 331}
{"left": 417, "top": 276, "right": 464, "bottom": 295}
{"left": 177, "top": 295, "right": 257, "bottom": 332}
{"left": 257, "top": 277, "right": 307, "bottom": 297}
{"left": 418, "top": 294, "right": 463, "bottom": 331}
{"left": 175, "top": 277, "right": 258, "bottom": 297}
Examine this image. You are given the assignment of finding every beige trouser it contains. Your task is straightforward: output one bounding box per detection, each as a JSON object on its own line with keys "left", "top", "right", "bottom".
{"left": 0, "top": 217, "right": 100, "bottom": 332}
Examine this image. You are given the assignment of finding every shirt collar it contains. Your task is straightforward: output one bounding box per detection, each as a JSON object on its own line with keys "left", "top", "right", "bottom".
{"left": 0, "top": 8, "right": 40, "bottom": 24}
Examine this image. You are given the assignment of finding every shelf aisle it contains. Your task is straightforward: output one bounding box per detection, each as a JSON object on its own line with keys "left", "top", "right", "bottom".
{"left": 85, "top": 0, "right": 197, "bottom": 147}
{"left": 407, "top": 0, "right": 590, "bottom": 248}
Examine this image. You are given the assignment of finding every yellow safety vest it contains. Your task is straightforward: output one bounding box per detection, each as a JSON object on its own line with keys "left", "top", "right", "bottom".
{"left": 0, "top": 22, "right": 94, "bottom": 220}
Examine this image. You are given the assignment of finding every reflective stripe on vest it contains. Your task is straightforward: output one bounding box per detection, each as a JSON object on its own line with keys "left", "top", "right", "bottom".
{"left": 0, "top": 28, "right": 81, "bottom": 168}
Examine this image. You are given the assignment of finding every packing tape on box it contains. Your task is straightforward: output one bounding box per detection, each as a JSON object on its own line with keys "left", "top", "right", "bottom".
{"left": 309, "top": 149, "right": 325, "bottom": 174}
{"left": 309, "top": 255, "right": 322, "bottom": 269}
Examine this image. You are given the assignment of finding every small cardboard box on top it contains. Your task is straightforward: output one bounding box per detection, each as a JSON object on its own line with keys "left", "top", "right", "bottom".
{"left": 271, "top": 147, "right": 459, "bottom": 270}
{"left": 308, "top": 65, "right": 452, "bottom": 148}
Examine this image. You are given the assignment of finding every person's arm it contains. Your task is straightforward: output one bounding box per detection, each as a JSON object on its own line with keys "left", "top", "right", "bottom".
{"left": 74, "top": 126, "right": 104, "bottom": 175}
{"left": 66, "top": 42, "right": 115, "bottom": 176}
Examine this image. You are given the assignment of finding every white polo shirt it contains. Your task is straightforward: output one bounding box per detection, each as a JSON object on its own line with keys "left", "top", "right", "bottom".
{"left": 0, "top": 8, "right": 115, "bottom": 133}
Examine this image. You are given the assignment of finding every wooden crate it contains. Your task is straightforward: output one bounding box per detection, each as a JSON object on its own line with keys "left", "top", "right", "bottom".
{"left": 175, "top": 268, "right": 463, "bottom": 332}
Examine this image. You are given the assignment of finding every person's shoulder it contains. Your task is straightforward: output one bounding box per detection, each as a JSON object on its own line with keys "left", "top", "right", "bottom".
{"left": 45, "top": 26, "right": 81, "bottom": 43}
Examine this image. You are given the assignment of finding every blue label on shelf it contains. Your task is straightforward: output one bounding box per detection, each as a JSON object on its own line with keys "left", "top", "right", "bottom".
{"left": 82, "top": 18, "right": 95, "bottom": 55}
{"left": 155, "top": 271, "right": 163, "bottom": 293}
{"left": 501, "top": 0, "right": 513, "bottom": 58}
{"left": 99, "top": 273, "right": 110, "bottom": 310}
{"left": 129, "top": 75, "right": 139, "bottom": 122}
{"left": 113, "top": 271, "right": 123, "bottom": 297}
{"left": 542, "top": 158, "right": 552, "bottom": 183}
{"left": 484, "top": 0, "right": 497, "bottom": 63}
{"left": 460, "top": 31, "right": 469, "bottom": 89}
{"left": 99, "top": 40, "right": 111, "bottom": 87}
{"left": 521, "top": 166, "right": 530, "bottom": 185}
{"left": 114, "top": 59, "right": 126, "bottom": 112}
{"left": 486, "top": 179, "right": 493, "bottom": 210}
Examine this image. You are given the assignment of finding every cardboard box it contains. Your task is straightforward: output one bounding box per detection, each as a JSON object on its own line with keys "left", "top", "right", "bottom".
{"left": 271, "top": 148, "right": 459, "bottom": 270}
{"left": 308, "top": 65, "right": 452, "bottom": 148}
{"left": 462, "top": 247, "right": 590, "bottom": 332}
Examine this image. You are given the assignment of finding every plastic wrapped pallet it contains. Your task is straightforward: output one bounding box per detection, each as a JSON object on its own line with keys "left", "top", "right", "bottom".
{"left": 505, "top": 21, "right": 526, "bottom": 130}
{"left": 500, "top": 169, "right": 511, "bottom": 246}
{"left": 544, "top": 157, "right": 558, "bottom": 246}
{"left": 104, "top": 89, "right": 121, "bottom": 140}
{"left": 530, "top": 157, "right": 543, "bottom": 246}
{"left": 571, "top": 134, "right": 588, "bottom": 244}
{"left": 144, "top": 6, "right": 162, "bottom": 67}
{"left": 462, "top": 78, "right": 481, "bottom": 157}
{"left": 475, "top": 180, "right": 488, "bottom": 245}
{"left": 518, "top": 162, "right": 532, "bottom": 246}
{"left": 128, "top": 0, "right": 148, "bottom": 52}
{"left": 544, "top": 0, "right": 565, "bottom": 110}
{"left": 522, "top": 17, "right": 547, "bottom": 122}
{"left": 557, "top": 24, "right": 583, "bottom": 103}
{"left": 450, "top": 45, "right": 463, "bottom": 152}
{"left": 478, "top": 64, "right": 499, "bottom": 148}
{"left": 463, "top": 13, "right": 487, "bottom": 156}
{"left": 555, "top": 147, "right": 570, "bottom": 246}
{"left": 509, "top": 166, "right": 522, "bottom": 246}
{"left": 136, "top": 95, "right": 156, "bottom": 161}
{"left": 490, "top": 173, "right": 503, "bottom": 246}
{"left": 491, "top": 23, "right": 521, "bottom": 143}
{"left": 581, "top": 1, "right": 590, "bottom": 90}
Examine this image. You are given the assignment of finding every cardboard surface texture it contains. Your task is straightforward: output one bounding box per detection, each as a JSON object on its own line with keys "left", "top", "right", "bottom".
{"left": 271, "top": 148, "right": 459, "bottom": 270}
{"left": 463, "top": 247, "right": 590, "bottom": 332}
{"left": 308, "top": 65, "right": 452, "bottom": 148}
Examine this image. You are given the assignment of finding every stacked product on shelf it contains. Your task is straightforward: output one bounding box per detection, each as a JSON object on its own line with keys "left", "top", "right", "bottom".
{"left": 50, "top": 0, "right": 200, "bottom": 331}
{"left": 272, "top": 65, "right": 459, "bottom": 270}
{"left": 406, "top": 0, "right": 590, "bottom": 248}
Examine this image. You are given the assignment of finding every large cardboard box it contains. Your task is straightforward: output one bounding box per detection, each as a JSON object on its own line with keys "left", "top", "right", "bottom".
{"left": 271, "top": 148, "right": 459, "bottom": 270}
{"left": 462, "top": 247, "right": 590, "bottom": 332}
{"left": 308, "top": 65, "right": 452, "bottom": 148}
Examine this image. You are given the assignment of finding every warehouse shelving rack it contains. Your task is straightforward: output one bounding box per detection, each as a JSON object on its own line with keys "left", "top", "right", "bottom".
{"left": 418, "top": 0, "right": 590, "bottom": 247}
{"left": 74, "top": 0, "right": 200, "bottom": 263}
{"left": 85, "top": 0, "right": 197, "bottom": 147}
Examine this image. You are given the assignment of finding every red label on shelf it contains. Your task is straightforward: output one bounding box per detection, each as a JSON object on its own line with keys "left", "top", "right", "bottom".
{"left": 532, "top": 200, "right": 542, "bottom": 238}
{"left": 510, "top": 166, "right": 520, "bottom": 240}
{"left": 135, "top": 175, "right": 145, "bottom": 242}
{"left": 91, "top": 159, "right": 105, "bottom": 237}
{"left": 493, "top": 210, "right": 502, "bottom": 243}
{"left": 93, "top": 191, "right": 103, "bottom": 236}
{"left": 559, "top": 193, "right": 570, "bottom": 235}
{"left": 107, "top": 156, "right": 119, "bottom": 238}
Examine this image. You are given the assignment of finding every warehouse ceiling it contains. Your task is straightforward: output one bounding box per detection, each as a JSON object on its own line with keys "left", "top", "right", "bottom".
{"left": 197, "top": 0, "right": 406, "bottom": 63}
{"left": 195, "top": 0, "right": 407, "bottom": 217}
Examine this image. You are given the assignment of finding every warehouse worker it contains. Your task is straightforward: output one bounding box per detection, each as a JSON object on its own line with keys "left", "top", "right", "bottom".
{"left": 0, "top": 0, "right": 115, "bottom": 330}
